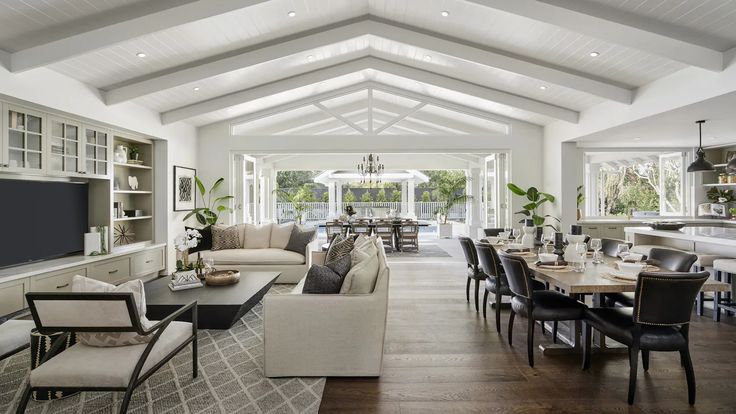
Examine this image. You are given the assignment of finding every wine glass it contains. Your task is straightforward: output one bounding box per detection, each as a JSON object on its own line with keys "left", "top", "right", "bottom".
{"left": 511, "top": 228, "right": 521, "bottom": 243}
{"left": 617, "top": 243, "right": 630, "bottom": 260}
{"left": 589, "top": 238, "right": 602, "bottom": 264}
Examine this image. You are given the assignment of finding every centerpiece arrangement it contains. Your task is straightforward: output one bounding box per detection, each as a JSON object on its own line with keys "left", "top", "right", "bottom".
{"left": 172, "top": 228, "right": 204, "bottom": 291}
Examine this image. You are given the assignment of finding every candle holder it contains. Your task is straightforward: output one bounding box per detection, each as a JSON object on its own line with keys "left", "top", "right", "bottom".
{"left": 553, "top": 232, "right": 565, "bottom": 260}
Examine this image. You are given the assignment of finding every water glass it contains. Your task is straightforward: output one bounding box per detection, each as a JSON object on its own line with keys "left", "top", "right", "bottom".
{"left": 572, "top": 242, "right": 587, "bottom": 272}
{"left": 617, "top": 243, "right": 630, "bottom": 260}
{"left": 590, "top": 238, "right": 602, "bottom": 264}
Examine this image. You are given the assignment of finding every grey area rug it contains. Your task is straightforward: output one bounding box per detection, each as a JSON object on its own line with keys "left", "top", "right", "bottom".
{"left": 385, "top": 243, "right": 451, "bottom": 257}
{"left": 0, "top": 285, "right": 324, "bottom": 414}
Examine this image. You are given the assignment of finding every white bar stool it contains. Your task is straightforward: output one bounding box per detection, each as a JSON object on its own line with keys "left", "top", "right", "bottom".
{"left": 692, "top": 254, "right": 727, "bottom": 316}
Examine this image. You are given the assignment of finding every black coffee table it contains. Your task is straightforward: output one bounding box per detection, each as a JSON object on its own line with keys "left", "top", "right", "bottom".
{"left": 145, "top": 271, "right": 281, "bottom": 330}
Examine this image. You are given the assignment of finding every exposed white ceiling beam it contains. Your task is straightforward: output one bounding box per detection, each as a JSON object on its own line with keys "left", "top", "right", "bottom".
{"left": 369, "top": 58, "right": 579, "bottom": 123}
{"left": 9, "top": 0, "right": 269, "bottom": 72}
{"left": 166, "top": 57, "right": 577, "bottom": 124}
{"left": 0, "top": 50, "right": 9, "bottom": 70}
{"left": 313, "top": 102, "right": 367, "bottom": 135}
{"left": 466, "top": 0, "right": 724, "bottom": 71}
{"left": 105, "top": 16, "right": 631, "bottom": 104}
{"left": 374, "top": 103, "right": 426, "bottom": 134}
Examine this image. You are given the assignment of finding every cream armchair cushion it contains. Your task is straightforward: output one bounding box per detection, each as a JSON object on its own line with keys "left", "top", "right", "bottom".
{"left": 244, "top": 223, "right": 272, "bottom": 249}
{"left": 71, "top": 275, "right": 153, "bottom": 347}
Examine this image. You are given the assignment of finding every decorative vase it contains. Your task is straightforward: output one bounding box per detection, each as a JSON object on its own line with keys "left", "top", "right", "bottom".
{"left": 521, "top": 219, "right": 536, "bottom": 249}
{"left": 113, "top": 145, "right": 128, "bottom": 164}
{"left": 577, "top": 208, "right": 583, "bottom": 221}
{"left": 535, "top": 227, "right": 544, "bottom": 246}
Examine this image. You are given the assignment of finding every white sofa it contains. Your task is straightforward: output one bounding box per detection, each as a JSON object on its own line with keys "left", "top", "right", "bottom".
{"left": 263, "top": 239, "right": 390, "bottom": 377}
{"left": 191, "top": 223, "right": 320, "bottom": 283}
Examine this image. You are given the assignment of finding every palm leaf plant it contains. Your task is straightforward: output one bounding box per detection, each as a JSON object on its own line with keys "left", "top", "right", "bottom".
{"left": 274, "top": 184, "right": 316, "bottom": 224}
{"left": 507, "top": 183, "right": 560, "bottom": 229}
{"left": 434, "top": 174, "right": 472, "bottom": 224}
{"left": 183, "top": 177, "right": 234, "bottom": 226}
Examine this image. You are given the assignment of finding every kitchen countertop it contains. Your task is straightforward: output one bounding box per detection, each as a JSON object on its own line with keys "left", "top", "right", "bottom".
{"left": 624, "top": 226, "right": 736, "bottom": 247}
{"left": 579, "top": 217, "right": 736, "bottom": 225}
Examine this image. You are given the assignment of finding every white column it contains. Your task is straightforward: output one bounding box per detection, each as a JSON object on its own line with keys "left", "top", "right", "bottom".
{"left": 259, "top": 166, "right": 272, "bottom": 223}
{"left": 327, "top": 182, "right": 336, "bottom": 218}
{"left": 335, "top": 181, "right": 343, "bottom": 215}
{"left": 468, "top": 168, "right": 483, "bottom": 238}
{"left": 401, "top": 181, "right": 409, "bottom": 215}
{"left": 407, "top": 180, "right": 416, "bottom": 218}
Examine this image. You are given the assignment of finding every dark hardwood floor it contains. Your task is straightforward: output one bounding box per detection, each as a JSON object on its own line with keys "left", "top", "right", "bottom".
{"left": 319, "top": 256, "right": 736, "bottom": 413}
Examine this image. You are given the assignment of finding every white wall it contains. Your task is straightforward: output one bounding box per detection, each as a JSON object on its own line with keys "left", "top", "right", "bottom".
{"left": 196, "top": 121, "right": 545, "bottom": 226}
{"left": 0, "top": 65, "right": 198, "bottom": 271}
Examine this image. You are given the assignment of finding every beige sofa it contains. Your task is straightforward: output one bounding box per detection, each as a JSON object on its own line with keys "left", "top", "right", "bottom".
{"left": 263, "top": 239, "right": 390, "bottom": 377}
{"left": 191, "top": 223, "right": 320, "bottom": 283}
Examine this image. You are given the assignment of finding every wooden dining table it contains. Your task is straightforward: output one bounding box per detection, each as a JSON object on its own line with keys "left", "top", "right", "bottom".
{"left": 513, "top": 252, "right": 731, "bottom": 354}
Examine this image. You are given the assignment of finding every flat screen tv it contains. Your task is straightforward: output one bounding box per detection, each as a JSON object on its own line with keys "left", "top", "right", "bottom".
{"left": 0, "top": 179, "right": 88, "bottom": 268}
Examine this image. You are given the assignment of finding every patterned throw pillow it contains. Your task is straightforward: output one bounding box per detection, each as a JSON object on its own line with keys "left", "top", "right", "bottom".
{"left": 326, "top": 234, "right": 354, "bottom": 263}
{"left": 211, "top": 225, "right": 241, "bottom": 250}
{"left": 284, "top": 226, "right": 317, "bottom": 254}
{"left": 72, "top": 275, "right": 154, "bottom": 347}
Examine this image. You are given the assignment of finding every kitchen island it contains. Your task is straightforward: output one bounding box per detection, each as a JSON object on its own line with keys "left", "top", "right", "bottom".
{"left": 624, "top": 226, "right": 736, "bottom": 256}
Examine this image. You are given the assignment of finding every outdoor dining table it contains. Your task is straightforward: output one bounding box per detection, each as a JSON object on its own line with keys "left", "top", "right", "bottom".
{"left": 318, "top": 220, "right": 431, "bottom": 251}
{"left": 517, "top": 253, "right": 731, "bottom": 354}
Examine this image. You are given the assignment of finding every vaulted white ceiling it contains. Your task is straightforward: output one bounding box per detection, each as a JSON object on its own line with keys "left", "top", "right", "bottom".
{"left": 1, "top": 0, "right": 735, "bottom": 130}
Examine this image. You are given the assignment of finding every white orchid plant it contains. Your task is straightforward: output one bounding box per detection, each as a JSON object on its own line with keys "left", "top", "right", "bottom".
{"left": 174, "top": 229, "right": 202, "bottom": 271}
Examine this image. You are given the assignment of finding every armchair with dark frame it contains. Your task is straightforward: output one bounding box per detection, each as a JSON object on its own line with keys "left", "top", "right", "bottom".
{"left": 17, "top": 292, "right": 198, "bottom": 414}
{"left": 582, "top": 271, "right": 709, "bottom": 405}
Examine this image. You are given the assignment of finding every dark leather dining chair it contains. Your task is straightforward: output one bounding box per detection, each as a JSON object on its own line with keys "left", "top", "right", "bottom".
{"left": 582, "top": 271, "right": 710, "bottom": 405}
{"left": 483, "top": 228, "right": 505, "bottom": 237}
{"left": 499, "top": 253, "right": 587, "bottom": 367}
{"left": 475, "top": 242, "right": 546, "bottom": 333}
{"left": 600, "top": 238, "right": 631, "bottom": 257}
{"left": 606, "top": 248, "right": 698, "bottom": 307}
{"left": 459, "top": 237, "right": 486, "bottom": 311}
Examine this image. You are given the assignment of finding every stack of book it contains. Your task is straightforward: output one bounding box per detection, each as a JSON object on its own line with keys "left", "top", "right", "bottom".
{"left": 168, "top": 271, "right": 203, "bottom": 291}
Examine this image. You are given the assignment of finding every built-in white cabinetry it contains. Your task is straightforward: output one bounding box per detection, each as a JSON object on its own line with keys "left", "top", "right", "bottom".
{"left": 84, "top": 125, "right": 110, "bottom": 178}
{"left": 1, "top": 104, "right": 45, "bottom": 174}
{"left": 47, "top": 116, "right": 83, "bottom": 176}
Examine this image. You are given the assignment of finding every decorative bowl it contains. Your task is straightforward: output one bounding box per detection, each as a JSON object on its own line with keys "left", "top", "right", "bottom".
{"left": 646, "top": 221, "right": 686, "bottom": 231}
{"left": 205, "top": 270, "right": 240, "bottom": 286}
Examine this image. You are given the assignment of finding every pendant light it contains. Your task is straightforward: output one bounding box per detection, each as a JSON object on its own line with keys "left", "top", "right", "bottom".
{"left": 687, "top": 120, "right": 715, "bottom": 173}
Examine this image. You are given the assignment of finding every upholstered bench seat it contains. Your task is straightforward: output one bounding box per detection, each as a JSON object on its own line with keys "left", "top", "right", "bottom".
{"left": 0, "top": 320, "right": 35, "bottom": 359}
{"left": 30, "top": 321, "right": 192, "bottom": 388}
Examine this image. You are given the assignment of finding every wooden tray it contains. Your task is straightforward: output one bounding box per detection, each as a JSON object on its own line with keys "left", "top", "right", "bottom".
{"left": 205, "top": 270, "right": 240, "bottom": 286}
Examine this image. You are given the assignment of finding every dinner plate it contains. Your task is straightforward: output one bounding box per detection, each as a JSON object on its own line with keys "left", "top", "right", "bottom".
{"left": 536, "top": 264, "right": 569, "bottom": 270}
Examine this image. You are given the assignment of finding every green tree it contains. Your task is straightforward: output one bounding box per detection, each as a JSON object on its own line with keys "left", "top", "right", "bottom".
{"left": 293, "top": 184, "right": 316, "bottom": 202}
{"left": 434, "top": 173, "right": 471, "bottom": 224}
{"left": 391, "top": 190, "right": 401, "bottom": 202}
{"left": 361, "top": 191, "right": 373, "bottom": 202}
{"left": 344, "top": 188, "right": 356, "bottom": 203}
{"left": 376, "top": 188, "right": 387, "bottom": 202}
{"left": 276, "top": 171, "right": 317, "bottom": 189}
{"left": 321, "top": 191, "right": 329, "bottom": 202}
{"left": 421, "top": 191, "right": 431, "bottom": 202}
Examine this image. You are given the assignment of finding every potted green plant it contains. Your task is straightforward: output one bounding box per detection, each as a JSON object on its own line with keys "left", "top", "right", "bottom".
{"left": 730, "top": 207, "right": 736, "bottom": 220}
{"left": 576, "top": 185, "right": 585, "bottom": 221}
{"left": 183, "top": 177, "right": 234, "bottom": 225}
{"left": 434, "top": 174, "right": 471, "bottom": 238}
{"left": 273, "top": 184, "right": 316, "bottom": 224}
{"left": 507, "top": 183, "right": 560, "bottom": 230}
{"left": 127, "top": 144, "right": 141, "bottom": 163}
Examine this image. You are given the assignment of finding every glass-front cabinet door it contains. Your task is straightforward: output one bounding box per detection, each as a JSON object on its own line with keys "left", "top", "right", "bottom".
{"left": 2, "top": 105, "right": 45, "bottom": 174}
{"left": 48, "top": 117, "right": 83, "bottom": 176}
{"left": 84, "top": 126, "right": 110, "bottom": 178}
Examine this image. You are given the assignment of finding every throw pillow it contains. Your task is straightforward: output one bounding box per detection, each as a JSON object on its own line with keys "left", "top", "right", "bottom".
{"left": 211, "top": 225, "right": 241, "bottom": 250}
{"left": 302, "top": 264, "right": 343, "bottom": 294}
{"left": 326, "top": 252, "right": 352, "bottom": 278}
{"left": 269, "top": 222, "right": 294, "bottom": 249}
{"left": 284, "top": 226, "right": 317, "bottom": 254}
{"left": 340, "top": 238, "right": 380, "bottom": 294}
{"left": 244, "top": 223, "right": 271, "bottom": 249}
{"left": 326, "top": 234, "right": 354, "bottom": 263}
{"left": 71, "top": 275, "right": 154, "bottom": 347}
{"left": 186, "top": 226, "right": 212, "bottom": 253}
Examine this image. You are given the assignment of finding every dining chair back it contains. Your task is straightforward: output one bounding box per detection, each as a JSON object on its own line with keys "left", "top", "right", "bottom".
{"left": 601, "top": 238, "right": 631, "bottom": 257}
{"left": 475, "top": 242, "right": 503, "bottom": 278}
{"left": 498, "top": 253, "right": 533, "bottom": 299}
{"left": 648, "top": 248, "right": 698, "bottom": 272}
{"left": 483, "top": 228, "right": 505, "bottom": 237}
{"left": 633, "top": 271, "right": 709, "bottom": 326}
{"left": 398, "top": 221, "right": 419, "bottom": 251}
{"left": 325, "top": 221, "right": 346, "bottom": 240}
{"left": 373, "top": 220, "right": 395, "bottom": 251}
{"left": 459, "top": 237, "right": 480, "bottom": 270}
{"left": 350, "top": 221, "right": 372, "bottom": 237}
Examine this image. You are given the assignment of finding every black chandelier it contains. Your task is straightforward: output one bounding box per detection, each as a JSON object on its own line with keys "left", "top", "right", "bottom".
{"left": 357, "top": 153, "right": 384, "bottom": 185}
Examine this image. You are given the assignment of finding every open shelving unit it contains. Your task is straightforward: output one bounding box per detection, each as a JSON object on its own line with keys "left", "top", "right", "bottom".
{"left": 112, "top": 134, "right": 155, "bottom": 251}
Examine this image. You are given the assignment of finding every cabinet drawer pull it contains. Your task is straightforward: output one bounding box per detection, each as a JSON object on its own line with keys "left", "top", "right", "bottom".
{"left": 145, "top": 260, "right": 153, "bottom": 264}
{"left": 56, "top": 283, "right": 69, "bottom": 289}
{"left": 108, "top": 269, "right": 119, "bottom": 274}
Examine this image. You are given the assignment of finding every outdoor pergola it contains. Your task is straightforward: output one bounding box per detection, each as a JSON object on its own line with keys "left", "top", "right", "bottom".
{"left": 313, "top": 169, "right": 429, "bottom": 218}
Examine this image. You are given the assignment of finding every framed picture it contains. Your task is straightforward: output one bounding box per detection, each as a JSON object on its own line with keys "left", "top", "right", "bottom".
{"left": 174, "top": 166, "right": 197, "bottom": 211}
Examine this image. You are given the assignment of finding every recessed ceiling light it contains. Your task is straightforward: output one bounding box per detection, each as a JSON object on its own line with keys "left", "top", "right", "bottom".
{"left": 135, "top": 52, "right": 147, "bottom": 58}
{"left": 539, "top": 85, "right": 548, "bottom": 90}
{"left": 193, "top": 87, "right": 200, "bottom": 91}
{"left": 423, "top": 55, "right": 432, "bottom": 62}
{"left": 440, "top": 10, "right": 450, "bottom": 17}
{"left": 287, "top": 10, "right": 296, "bottom": 17}
{"left": 633, "top": 137, "right": 641, "bottom": 141}
{"left": 589, "top": 51, "right": 600, "bottom": 57}
{"left": 306, "top": 55, "right": 315, "bottom": 62}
